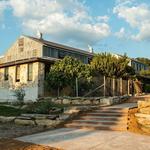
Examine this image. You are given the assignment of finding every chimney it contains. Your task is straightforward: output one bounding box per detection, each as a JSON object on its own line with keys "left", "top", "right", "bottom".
{"left": 40, "top": 33, "right": 43, "bottom": 39}
{"left": 36, "top": 30, "right": 43, "bottom": 39}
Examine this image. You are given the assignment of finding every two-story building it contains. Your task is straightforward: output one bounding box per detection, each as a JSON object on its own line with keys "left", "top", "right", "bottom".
{"left": 0, "top": 35, "right": 93, "bottom": 102}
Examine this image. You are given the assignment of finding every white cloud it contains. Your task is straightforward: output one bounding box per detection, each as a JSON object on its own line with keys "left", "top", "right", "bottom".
{"left": 0, "top": 0, "right": 111, "bottom": 47}
{"left": 115, "top": 27, "right": 126, "bottom": 39}
{"left": 114, "top": 2, "right": 150, "bottom": 41}
{"left": 0, "top": 1, "right": 8, "bottom": 18}
{"left": 96, "top": 15, "right": 109, "bottom": 23}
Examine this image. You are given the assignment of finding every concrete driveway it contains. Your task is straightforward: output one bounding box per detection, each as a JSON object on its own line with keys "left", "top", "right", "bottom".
{"left": 17, "top": 128, "right": 150, "bottom": 150}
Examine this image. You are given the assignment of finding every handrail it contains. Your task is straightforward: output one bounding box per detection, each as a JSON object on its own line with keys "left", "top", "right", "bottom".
{"left": 84, "top": 84, "right": 104, "bottom": 97}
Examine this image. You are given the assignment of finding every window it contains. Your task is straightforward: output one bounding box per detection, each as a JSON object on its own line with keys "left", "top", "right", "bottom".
{"left": 43, "top": 46, "right": 58, "bottom": 58}
{"left": 28, "top": 63, "right": 33, "bottom": 81}
{"left": 16, "top": 65, "right": 20, "bottom": 82}
{"left": 4, "top": 67, "right": 9, "bottom": 81}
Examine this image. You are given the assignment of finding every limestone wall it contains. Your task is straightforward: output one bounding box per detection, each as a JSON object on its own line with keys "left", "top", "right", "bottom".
{"left": 0, "top": 62, "right": 44, "bottom": 102}
{"left": 1, "top": 36, "right": 43, "bottom": 64}
{"left": 135, "top": 100, "right": 150, "bottom": 133}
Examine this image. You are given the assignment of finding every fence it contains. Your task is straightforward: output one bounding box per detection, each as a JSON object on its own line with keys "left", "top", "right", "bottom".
{"left": 44, "top": 74, "right": 133, "bottom": 97}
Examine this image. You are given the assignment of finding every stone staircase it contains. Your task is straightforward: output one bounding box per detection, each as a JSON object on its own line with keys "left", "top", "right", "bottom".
{"left": 64, "top": 107, "right": 129, "bottom": 131}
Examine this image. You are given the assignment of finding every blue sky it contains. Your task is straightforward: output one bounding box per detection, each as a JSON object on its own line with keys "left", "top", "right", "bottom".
{"left": 0, "top": 0, "right": 150, "bottom": 58}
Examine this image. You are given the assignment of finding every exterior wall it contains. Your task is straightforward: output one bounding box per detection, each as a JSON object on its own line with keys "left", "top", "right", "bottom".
{"left": 0, "top": 62, "right": 42, "bottom": 102}
{"left": 38, "top": 62, "right": 45, "bottom": 98}
{"left": 2, "top": 36, "right": 43, "bottom": 63}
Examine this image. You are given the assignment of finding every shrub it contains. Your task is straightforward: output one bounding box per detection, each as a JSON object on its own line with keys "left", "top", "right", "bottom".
{"left": 13, "top": 88, "right": 25, "bottom": 105}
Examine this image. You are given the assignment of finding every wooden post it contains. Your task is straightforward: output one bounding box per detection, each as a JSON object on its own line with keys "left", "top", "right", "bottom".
{"left": 128, "top": 79, "right": 130, "bottom": 95}
{"left": 120, "top": 78, "right": 123, "bottom": 96}
{"left": 113, "top": 78, "right": 115, "bottom": 96}
{"left": 104, "top": 76, "right": 106, "bottom": 97}
{"left": 75, "top": 78, "right": 78, "bottom": 97}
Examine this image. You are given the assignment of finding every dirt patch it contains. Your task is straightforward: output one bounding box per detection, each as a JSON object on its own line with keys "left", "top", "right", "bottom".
{"left": 0, "top": 123, "right": 51, "bottom": 138}
{"left": 128, "top": 108, "right": 150, "bottom": 136}
{"left": 0, "top": 138, "right": 62, "bottom": 150}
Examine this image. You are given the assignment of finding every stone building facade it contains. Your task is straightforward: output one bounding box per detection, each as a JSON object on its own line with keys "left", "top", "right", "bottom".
{"left": 0, "top": 35, "right": 93, "bottom": 102}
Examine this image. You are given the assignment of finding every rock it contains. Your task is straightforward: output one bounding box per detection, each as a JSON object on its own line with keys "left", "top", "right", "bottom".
{"left": 20, "top": 105, "right": 29, "bottom": 110}
{"left": 140, "top": 125, "right": 150, "bottom": 133}
{"left": 15, "top": 119, "right": 35, "bottom": 126}
{"left": 36, "top": 119, "right": 60, "bottom": 127}
{"left": 139, "top": 107, "right": 150, "bottom": 114}
{"left": 0, "top": 116, "right": 15, "bottom": 123}
{"left": 64, "top": 107, "right": 80, "bottom": 114}
{"left": 135, "top": 113, "right": 150, "bottom": 129}
{"left": 135, "top": 113, "right": 150, "bottom": 118}
{"left": 138, "top": 101, "right": 150, "bottom": 109}
{"left": 59, "top": 114, "right": 70, "bottom": 120}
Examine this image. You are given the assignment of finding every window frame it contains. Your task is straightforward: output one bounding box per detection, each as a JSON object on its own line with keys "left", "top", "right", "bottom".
{"left": 4, "top": 67, "right": 9, "bottom": 81}
{"left": 16, "top": 65, "right": 20, "bottom": 82}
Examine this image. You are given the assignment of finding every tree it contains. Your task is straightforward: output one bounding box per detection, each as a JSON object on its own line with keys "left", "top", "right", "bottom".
{"left": 90, "top": 53, "right": 135, "bottom": 78}
{"left": 46, "top": 56, "right": 92, "bottom": 96}
{"left": 140, "top": 69, "right": 150, "bottom": 77}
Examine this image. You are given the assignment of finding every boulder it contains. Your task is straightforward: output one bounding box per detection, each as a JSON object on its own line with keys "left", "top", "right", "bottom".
{"left": 135, "top": 113, "right": 150, "bottom": 133}
{"left": 139, "top": 107, "right": 150, "bottom": 114}
{"left": 0, "top": 116, "right": 15, "bottom": 123}
{"left": 36, "top": 119, "right": 60, "bottom": 127}
{"left": 138, "top": 101, "right": 150, "bottom": 109}
{"left": 15, "top": 119, "right": 35, "bottom": 126}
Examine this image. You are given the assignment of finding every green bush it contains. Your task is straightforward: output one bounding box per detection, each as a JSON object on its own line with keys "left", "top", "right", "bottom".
{"left": 0, "top": 106, "right": 24, "bottom": 116}
{"left": 13, "top": 88, "right": 25, "bottom": 105}
{"left": 144, "top": 84, "right": 150, "bottom": 93}
{"left": 24, "top": 101, "right": 65, "bottom": 114}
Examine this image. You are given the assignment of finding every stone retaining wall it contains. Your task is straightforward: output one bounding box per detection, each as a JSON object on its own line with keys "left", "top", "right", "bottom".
{"left": 0, "top": 106, "right": 98, "bottom": 128}
{"left": 135, "top": 100, "right": 150, "bottom": 133}
{"left": 43, "top": 95, "right": 130, "bottom": 105}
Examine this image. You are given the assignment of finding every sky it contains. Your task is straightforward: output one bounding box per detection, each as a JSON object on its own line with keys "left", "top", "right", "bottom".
{"left": 0, "top": 0, "right": 150, "bottom": 58}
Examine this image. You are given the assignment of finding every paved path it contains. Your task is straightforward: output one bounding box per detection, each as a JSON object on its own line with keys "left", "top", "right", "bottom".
{"left": 17, "top": 128, "right": 150, "bottom": 150}
{"left": 107, "top": 102, "right": 137, "bottom": 109}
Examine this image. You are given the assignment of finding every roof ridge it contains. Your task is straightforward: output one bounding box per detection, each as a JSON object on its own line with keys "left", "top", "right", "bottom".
{"left": 26, "top": 35, "right": 93, "bottom": 56}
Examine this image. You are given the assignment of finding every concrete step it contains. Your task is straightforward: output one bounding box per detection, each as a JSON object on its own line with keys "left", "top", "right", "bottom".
{"left": 65, "top": 123, "right": 127, "bottom": 131}
{"left": 79, "top": 116, "right": 128, "bottom": 121}
{"left": 99, "top": 107, "right": 129, "bottom": 111}
{"left": 84, "top": 112, "right": 127, "bottom": 117}
{"left": 72, "top": 120, "right": 127, "bottom": 125}
{"left": 92, "top": 110, "right": 128, "bottom": 114}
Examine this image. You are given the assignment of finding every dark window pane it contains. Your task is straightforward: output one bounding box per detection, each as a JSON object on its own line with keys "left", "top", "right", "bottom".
{"left": 4, "top": 67, "right": 9, "bottom": 81}
{"left": 16, "top": 65, "right": 20, "bottom": 82}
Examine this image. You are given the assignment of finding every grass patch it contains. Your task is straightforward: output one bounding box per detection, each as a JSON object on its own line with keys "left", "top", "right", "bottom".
{"left": 0, "top": 106, "right": 24, "bottom": 116}
{"left": 0, "top": 101, "right": 68, "bottom": 116}
{"left": 24, "top": 101, "right": 68, "bottom": 114}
